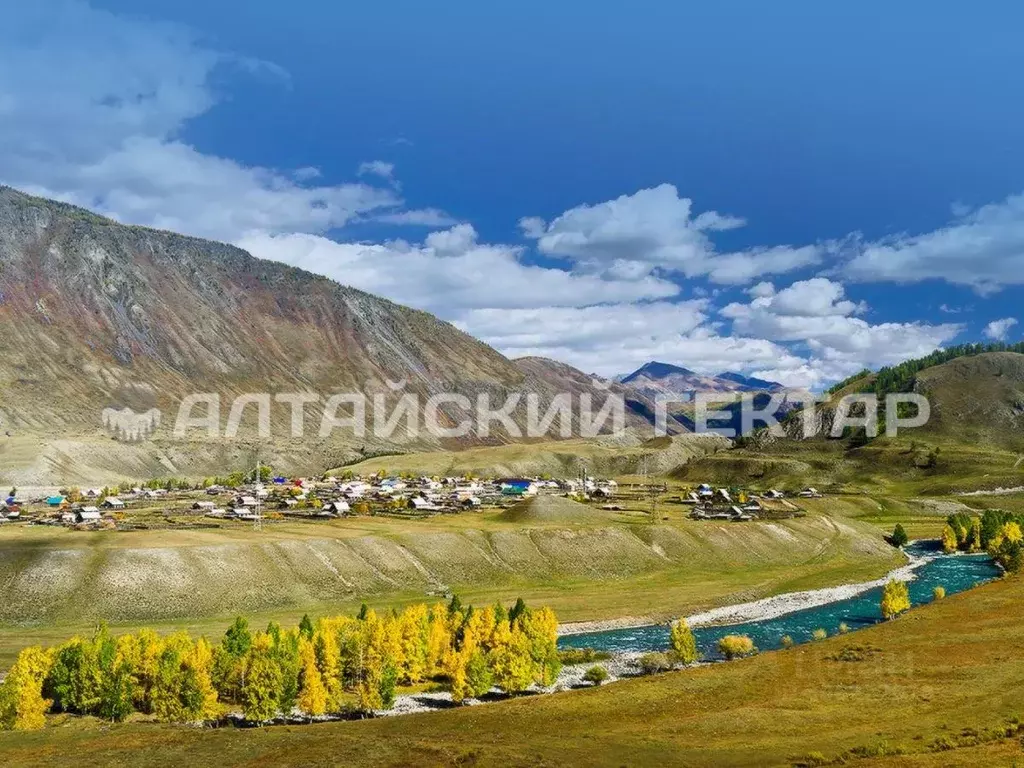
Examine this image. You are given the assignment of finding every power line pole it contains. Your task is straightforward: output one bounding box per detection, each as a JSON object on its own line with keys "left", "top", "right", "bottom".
{"left": 253, "top": 453, "right": 263, "bottom": 532}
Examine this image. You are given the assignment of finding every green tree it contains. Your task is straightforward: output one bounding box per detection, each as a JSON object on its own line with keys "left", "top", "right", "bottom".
{"left": 464, "top": 649, "right": 493, "bottom": 698}
{"left": 298, "top": 614, "right": 315, "bottom": 640}
{"left": 242, "top": 634, "right": 283, "bottom": 723}
{"left": 890, "top": 523, "right": 909, "bottom": 548}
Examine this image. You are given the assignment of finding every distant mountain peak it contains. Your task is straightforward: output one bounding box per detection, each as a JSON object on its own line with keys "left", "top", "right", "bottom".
{"left": 716, "top": 371, "right": 784, "bottom": 392}
{"left": 621, "top": 361, "right": 695, "bottom": 383}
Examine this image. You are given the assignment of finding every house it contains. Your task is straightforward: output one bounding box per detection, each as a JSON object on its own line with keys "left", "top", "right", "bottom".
{"left": 192, "top": 501, "right": 215, "bottom": 511}
{"left": 279, "top": 498, "right": 299, "bottom": 509}
{"left": 461, "top": 496, "right": 482, "bottom": 508}
{"left": 84, "top": 488, "right": 103, "bottom": 499}
{"left": 47, "top": 495, "right": 66, "bottom": 507}
{"left": 764, "top": 489, "right": 784, "bottom": 499}
{"left": 499, "top": 479, "right": 537, "bottom": 497}
{"left": 77, "top": 507, "right": 102, "bottom": 522}
{"left": 409, "top": 496, "right": 441, "bottom": 511}
{"left": 697, "top": 484, "right": 714, "bottom": 498}
{"left": 324, "top": 501, "right": 350, "bottom": 515}
{"left": 716, "top": 488, "right": 733, "bottom": 503}
{"left": 61, "top": 512, "right": 77, "bottom": 524}
{"left": 102, "top": 497, "right": 126, "bottom": 510}
{"left": 798, "top": 488, "right": 822, "bottom": 498}
{"left": 234, "top": 495, "right": 259, "bottom": 508}
{"left": 206, "top": 486, "right": 224, "bottom": 496}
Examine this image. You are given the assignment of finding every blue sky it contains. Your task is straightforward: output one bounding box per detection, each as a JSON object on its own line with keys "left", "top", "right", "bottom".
{"left": 4, "top": 0, "right": 1023, "bottom": 386}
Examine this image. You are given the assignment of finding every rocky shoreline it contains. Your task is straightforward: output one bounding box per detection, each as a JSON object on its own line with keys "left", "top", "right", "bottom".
{"left": 559, "top": 545, "right": 931, "bottom": 636}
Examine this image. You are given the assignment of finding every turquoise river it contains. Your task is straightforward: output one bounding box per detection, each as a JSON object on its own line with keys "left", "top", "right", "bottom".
{"left": 559, "top": 542, "right": 1001, "bottom": 657}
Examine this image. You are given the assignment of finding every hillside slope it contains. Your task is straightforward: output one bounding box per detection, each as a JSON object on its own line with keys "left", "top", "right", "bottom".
{"left": 0, "top": 514, "right": 897, "bottom": 626}
{"left": 0, "top": 188, "right": 647, "bottom": 484}
{"left": 677, "top": 352, "right": 1024, "bottom": 493}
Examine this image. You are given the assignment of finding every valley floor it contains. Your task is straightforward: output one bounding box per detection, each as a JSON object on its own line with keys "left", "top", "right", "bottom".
{"left": 0, "top": 507, "right": 901, "bottom": 667}
{"left": 2, "top": 568, "right": 1023, "bottom": 767}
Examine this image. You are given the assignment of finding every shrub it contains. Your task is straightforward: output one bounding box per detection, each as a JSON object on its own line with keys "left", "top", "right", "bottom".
{"left": 582, "top": 665, "right": 609, "bottom": 686}
{"left": 933, "top": 586, "right": 946, "bottom": 601}
{"left": 780, "top": 635, "right": 794, "bottom": 650}
{"left": 717, "top": 635, "right": 756, "bottom": 660}
{"left": 637, "top": 652, "right": 673, "bottom": 674}
{"left": 838, "top": 622, "right": 849, "bottom": 635}
{"left": 812, "top": 628, "right": 828, "bottom": 641}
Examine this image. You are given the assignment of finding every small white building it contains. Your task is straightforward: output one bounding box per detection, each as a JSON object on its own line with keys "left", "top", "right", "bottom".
{"left": 102, "top": 497, "right": 126, "bottom": 510}
{"left": 77, "top": 507, "right": 102, "bottom": 522}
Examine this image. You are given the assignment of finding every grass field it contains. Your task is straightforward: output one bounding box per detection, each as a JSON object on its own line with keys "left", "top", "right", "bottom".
{"left": 2, "top": 569, "right": 1023, "bottom": 766}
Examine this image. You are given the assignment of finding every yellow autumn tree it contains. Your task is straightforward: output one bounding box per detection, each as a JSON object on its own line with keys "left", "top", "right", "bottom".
{"left": 941, "top": 524, "right": 958, "bottom": 554}
{"left": 354, "top": 611, "right": 399, "bottom": 712}
{"left": 516, "top": 606, "right": 561, "bottom": 686}
{"left": 187, "top": 636, "right": 219, "bottom": 721}
{"left": 489, "top": 621, "right": 534, "bottom": 694}
{"left": 296, "top": 637, "right": 328, "bottom": 716}
{"left": 1003, "top": 522, "right": 1024, "bottom": 545}
{"left": 669, "top": 619, "right": 699, "bottom": 665}
{"left": 396, "top": 605, "right": 429, "bottom": 685}
{"left": 425, "top": 603, "right": 453, "bottom": 675}
{"left": 0, "top": 646, "right": 53, "bottom": 730}
{"left": 313, "top": 620, "right": 344, "bottom": 711}
{"left": 443, "top": 645, "right": 470, "bottom": 703}
{"left": 880, "top": 580, "right": 911, "bottom": 620}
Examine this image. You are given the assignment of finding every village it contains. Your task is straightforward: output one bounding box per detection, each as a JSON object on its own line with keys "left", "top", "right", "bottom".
{"left": 0, "top": 471, "right": 819, "bottom": 531}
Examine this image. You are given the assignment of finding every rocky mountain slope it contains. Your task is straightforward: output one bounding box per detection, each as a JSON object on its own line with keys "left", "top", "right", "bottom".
{"left": 618, "top": 361, "right": 784, "bottom": 400}
{"left": 0, "top": 187, "right": 659, "bottom": 484}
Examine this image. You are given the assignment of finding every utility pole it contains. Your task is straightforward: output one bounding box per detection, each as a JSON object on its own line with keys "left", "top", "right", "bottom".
{"left": 641, "top": 453, "right": 657, "bottom": 522}
{"left": 253, "top": 453, "right": 263, "bottom": 532}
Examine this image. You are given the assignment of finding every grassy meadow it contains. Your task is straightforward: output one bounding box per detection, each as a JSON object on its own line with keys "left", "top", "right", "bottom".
{"left": 2, "top": 568, "right": 1024, "bottom": 767}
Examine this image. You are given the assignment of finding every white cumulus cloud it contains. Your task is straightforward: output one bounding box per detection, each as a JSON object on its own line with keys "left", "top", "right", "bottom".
{"left": 845, "top": 194, "right": 1024, "bottom": 294}
{"left": 984, "top": 317, "right": 1018, "bottom": 341}
{"left": 521, "top": 184, "right": 822, "bottom": 285}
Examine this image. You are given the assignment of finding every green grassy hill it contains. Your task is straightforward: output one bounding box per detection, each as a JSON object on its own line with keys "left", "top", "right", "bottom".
{"left": 675, "top": 352, "right": 1024, "bottom": 495}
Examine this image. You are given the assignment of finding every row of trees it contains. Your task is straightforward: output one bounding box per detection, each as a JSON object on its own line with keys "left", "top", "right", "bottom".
{"left": 942, "top": 510, "right": 1024, "bottom": 572}
{"left": 0, "top": 597, "right": 560, "bottom": 731}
